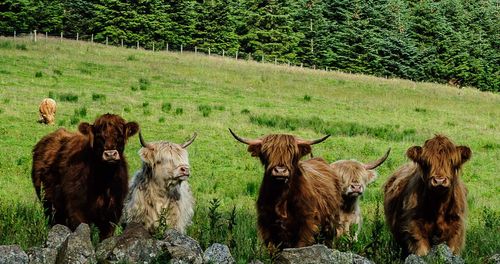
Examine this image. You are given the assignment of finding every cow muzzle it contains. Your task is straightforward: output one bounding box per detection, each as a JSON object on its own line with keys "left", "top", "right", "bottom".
{"left": 431, "top": 176, "right": 449, "bottom": 187}
{"left": 175, "top": 166, "right": 190, "bottom": 181}
{"left": 348, "top": 184, "right": 364, "bottom": 196}
{"left": 271, "top": 166, "right": 290, "bottom": 180}
{"left": 102, "top": 150, "right": 120, "bottom": 162}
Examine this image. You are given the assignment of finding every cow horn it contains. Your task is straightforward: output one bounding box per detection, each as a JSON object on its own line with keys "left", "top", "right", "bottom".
{"left": 139, "top": 131, "right": 153, "bottom": 150}
{"left": 297, "top": 134, "right": 331, "bottom": 145}
{"left": 364, "top": 148, "right": 391, "bottom": 170}
{"left": 229, "top": 128, "right": 262, "bottom": 145}
{"left": 181, "top": 132, "right": 197, "bottom": 148}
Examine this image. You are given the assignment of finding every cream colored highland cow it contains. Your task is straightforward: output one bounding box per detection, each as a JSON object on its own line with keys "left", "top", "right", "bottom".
{"left": 330, "top": 148, "right": 390, "bottom": 240}
{"left": 123, "top": 132, "right": 197, "bottom": 234}
{"left": 38, "top": 98, "right": 56, "bottom": 125}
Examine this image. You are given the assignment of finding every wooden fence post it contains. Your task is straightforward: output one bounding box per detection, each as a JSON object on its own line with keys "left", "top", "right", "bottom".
{"left": 274, "top": 58, "right": 277, "bottom": 64}
{"left": 222, "top": 50, "right": 225, "bottom": 57}
{"left": 106, "top": 36, "right": 108, "bottom": 45}
{"left": 60, "top": 32, "right": 63, "bottom": 42}
{"left": 76, "top": 33, "right": 79, "bottom": 41}
{"left": 166, "top": 43, "right": 169, "bottom": 52}
{"left": 14, "top": 31, "right": 16, "bottom": 39}
{"left": 45, "top": 32, "right": 48, "bottom": 40}
{"left": 208, "top": 48, "right": 211, "bottom": 56}
{"left": 180, "top": 44, "right": 183, "bottom": 53}
{"left": 195, "top": 46, "right": 197, "bottom": 54}
{"left": 121, "top": 39, "right": 123, "bottom": 47}
{"left": 262, "top": 55, "right": 264, "bottom": 62}
{"left": 236, "top": 51, "right": 238, "bottom": 60}
{"left": 91, "top": 34, "right": 94, "bottom": 44}
{"left": 137, "top": 41, "right": 139, "bottom": 49}
{"left": 153, "top": 42, "right": 155, "bottom": 52}
{"left": 34, "top": 30, "right": 37, "bottom": 42}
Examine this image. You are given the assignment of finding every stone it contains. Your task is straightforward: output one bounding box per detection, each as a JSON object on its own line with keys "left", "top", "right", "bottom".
{"left": 203, "top": 243, "right": 235, "bottom": 264}
{"left": 26, "top": 247, "right": 57, "bottom": 264}
{"left": 275, "top": 244, "right": 374, "bottom": 264}
{"left": 45, "top": 225, "right": 71, "bottom": 250}
{"left": 487, "top": 254, "right": 500, "bottom": 264}
{"left": 163, "top": 229, "right": 203, "bottom": 264}
{"left": 331, "top": 249, "right": 374, "bottom": 264}
{"left": 0, "top": 245, "right": 29, "bottom": 264}
{"left": 96, "top": 222, "right": 168, "bottom": 263}
{"left": 56, "top": 223, "right": 96, "bottom": 264}
{"left": 404, "top": 244, "right": 465, "bottom": 264}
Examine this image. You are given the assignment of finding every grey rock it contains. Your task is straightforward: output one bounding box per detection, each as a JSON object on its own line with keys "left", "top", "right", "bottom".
{"left": 26, "top": 247, "right": 57, "bottom": 264}
{"left": 276, "top": 244, "right": 374, "bottom": 264}
{"left": 331, "top": 249, "right": 374, "bottom": 264}
{"left": 487, "top": 254, "right": 500, "bottom": 264}
{"left": 203, "top": 243, "right": 235, "bottom": 264}
{"left": 275, "top": 244, "right": 336, "bottom": 264}
{"left": 163, "top": 229, "right": 203, "bottom": 264}
{"left": 45, "top": 225, "right": 71, "bottom": 250}
{"left": 0, "top": 245, "right": 29, "bottom": 264}
{"left": 96, "top": 222, "right": 168, "bottom": 263}
{"left": 404, "top": 244, "right": 464, "bottom": 264}
{"left": 56, "top": 223, "right": 96, "bottom": 264}
{"left": 248, "top": 261, "right": 264, "bottom": 264}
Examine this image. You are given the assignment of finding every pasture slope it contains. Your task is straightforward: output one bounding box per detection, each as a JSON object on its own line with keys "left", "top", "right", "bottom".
{"left": 0, "top": 37, "right": 498, "bottom": 263}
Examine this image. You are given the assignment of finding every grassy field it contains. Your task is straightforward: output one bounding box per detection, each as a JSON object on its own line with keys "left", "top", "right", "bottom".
{"left": 0, "top": 37, "right": 499, "bottom": 263}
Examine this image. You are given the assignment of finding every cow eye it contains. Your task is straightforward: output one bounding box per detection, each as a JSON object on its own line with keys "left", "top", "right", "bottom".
{"left": 156, "top": 160, "right": 162, "bottom": 165}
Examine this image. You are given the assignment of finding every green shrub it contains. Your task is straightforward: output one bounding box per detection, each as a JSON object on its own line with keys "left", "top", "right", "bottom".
{"left": 53, "top": 69, "right": 63, "bottom": 76}
{"left": 198, "top": 105, "right": 212, "bottom": 117}
{"left": 303, "top": 94, "right": 311, "bottom": 101}
{"left": 124, "top": 107, "right": 131, "bottom": 113}
{"left": 15, "top": 44, "right": 27, "bottom": 50}
{"left": 161, "top": 102, "right": 172, "bottom": 113}
{"left": 241, "top": 109, "right": 250, "bottom": 114}
{"left": 58, "top": 93, "right": 79, "bottom": 102}
{"left": 175, "top": 108, "right": 183, "bottom": 115}
{"left": 35, "top": 71, "right": 43, "bottom": 78}
{"left": 92, "top": 93, "right": 106, "bottom": 101}
{"left": 139, "top": 78, "right": 150, "bottom": 90}
{"left": 159, "top": 117, "right": 166, "bottom": 123}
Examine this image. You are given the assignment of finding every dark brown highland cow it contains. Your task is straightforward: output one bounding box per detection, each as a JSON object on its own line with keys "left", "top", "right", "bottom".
{"left": 230, "top": 129, "right": 342, "bottom": 248}
{"left": 384, "top": 135, "right": 471, "bottom": 256}
{"left": 32, "top": 113, "right": 139, "bottom": 240}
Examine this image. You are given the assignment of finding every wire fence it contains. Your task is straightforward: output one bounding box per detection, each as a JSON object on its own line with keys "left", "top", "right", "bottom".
{"left": 7, "top": 30, "right": 338, "bottom": 73}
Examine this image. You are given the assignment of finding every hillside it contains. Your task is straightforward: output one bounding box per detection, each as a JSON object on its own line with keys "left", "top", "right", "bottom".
{"left": 0, "top": 37, "right": 499, "bottom": 263}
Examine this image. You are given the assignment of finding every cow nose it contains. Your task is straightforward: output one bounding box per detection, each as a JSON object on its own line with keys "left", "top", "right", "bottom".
{"left": 103, "top": 150, "right": 120, "bottom": 161}
{"left": 272, "top": 166, "right": 289, "bottom": 176}
{"left": 179, "top": 166, "right": 190, "bottom": 176}
{"left": 351, "top": 184, "right": 363, "bottom": 193}
{"left": 432, "top": 177, "right": 447, "bottom": 186}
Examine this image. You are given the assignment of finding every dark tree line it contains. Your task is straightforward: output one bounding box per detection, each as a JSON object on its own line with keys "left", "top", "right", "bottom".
{"left": 1, "top": 0, "right": 498, "bottom": 91}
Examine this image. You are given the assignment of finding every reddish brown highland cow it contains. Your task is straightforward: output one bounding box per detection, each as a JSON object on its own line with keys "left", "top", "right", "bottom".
{"left": 32, "top": 113, "right": 139, "bottom": 240}
{"left": 230, "top": 129, "right": 342, "bottom": 249}
{"left": 384, "top": 135, "right": 471, "bottom": 256}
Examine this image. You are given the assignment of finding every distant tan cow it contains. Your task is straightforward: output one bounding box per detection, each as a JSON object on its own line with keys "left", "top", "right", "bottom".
{"left": 384, "top": 135, "right": 471, "bottom": 256}
{"left": 123, "top": 131, "right": 197, "bottom": 234}
{"left": 330, "top": 148, "right": 390, "bottom": 240}
{"left": 38, "top": 98, "right": 56, "bottom": 125}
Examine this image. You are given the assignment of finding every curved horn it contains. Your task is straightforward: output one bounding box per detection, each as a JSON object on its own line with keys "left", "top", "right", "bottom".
{"left": 139, "top": 131, "right": 153, "bottom": 150}
{"left": 364, "top": 148, "right": 391, "bottom": 170}
{"left": 229, "top": 128, "right": 262, "bottom": 145}
{"left": 181, "top": 132, "right": 197, "bottom": 148}
{"left": 297, "top": 134, "right": 331, "bottom": 145}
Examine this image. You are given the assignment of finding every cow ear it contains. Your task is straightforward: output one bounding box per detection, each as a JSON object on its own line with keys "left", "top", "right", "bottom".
{"left": 78, "top": 122, "right": 94, "bottom": 148}
{"left": 366, "top": 170, "right": 378, "bottom": 184}
{"left": 458, "top": 146, "right": 472, "bottom": 164}
{"left": 247, "top": 143, "right": 262, "bottom": 157}
{"left": 298, "top": 143, "right": 312, "bottom": 157}
{"left": 406, "top": 146, "right": 422, "bottom": 163}
{"left": 125, "top": 122, "right": 139, "bottom": 138}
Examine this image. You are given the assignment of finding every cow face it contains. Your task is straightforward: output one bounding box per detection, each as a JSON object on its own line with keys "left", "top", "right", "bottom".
{"left": 331, "top": 149, "right": 390, "bottom": 197}
{"left": 407, "top": 135, "right": 471, "bottom": 189}
{"left": 229, "top": 129, "right": 329, "bottom": 181}
{"left": 138, "top": 132, "right": 196, "bottom": 184}
{"left": 79, "top": 114, "right": 139, "bottom": 163}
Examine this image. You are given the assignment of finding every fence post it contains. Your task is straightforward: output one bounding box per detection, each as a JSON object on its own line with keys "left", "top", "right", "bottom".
{"left": 301, "top": 63, "right": 303, "bottom": 68}
{"left": 45, "top": 32, "right": 47, "bottom": 40}
{"left": 195, "top": 46, "right": 197, "bottom": 54}
{"left": 153, "top": 42, "right": 155, "bottom": 52}
{"left": 274, "top": 58, "right": 277, "bottom": 64}
{"left": 222, "top": 50, "right": 225, "bottom": 57}
{"left": 30, "top": 31, "right": 32, "bottom": 41}
{"left": 208, "top": 48, "right": 211, "bottom": 56}
{"left": 180, "top": 44, "right": 183, "bottom": 53}
{"left": 106, "top": 36, "right": 108, "bottom": 45}
{"left": 137, "top": 41, "right": 139, "bottom": 49}
{"left": 34, "top": 30, "right": 37, "bottom": 42}
{"left": 14, "top": 31, "right": 16, "bottom": 39}
{"left": 262, "top": 54, "right": 264, "bottom": 62}
{"left": 166, "top": 43, "right": 169, "bottom": 52}
{"left": 60, "top": 32, "right": 63, "bottom": 42}
{"left": 236, "top": 51, "right": 238, "bottom": 60}
{"left": 76, "top": 33, "right": 79, "bottom": 41}
{"left": 91, "top": 34, "right": 94, "bottom": 44}
{"left": 121, "top": 39, "right": 123, "bottom": 47}
{"left": 248, "top": 53, "right": 251, "bottom": 60}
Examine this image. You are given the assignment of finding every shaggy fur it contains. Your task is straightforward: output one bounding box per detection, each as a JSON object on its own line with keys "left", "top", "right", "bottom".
{"left": 231, "top": 132, "right": 342, "bottom": 248}
{"left": 383, "top": 135, "right": 471, "bottom": 256}
{"left": 123, "top": 134, "right": 195, "bottom": 234}
{"left": 38, "top": 98, "right": 56, "bottom": 125}
{"left": 31, "top": 114, "right": 139, "bottom": 240}
{"left": 330, "top": 149, "right": 390, "bottom": 240}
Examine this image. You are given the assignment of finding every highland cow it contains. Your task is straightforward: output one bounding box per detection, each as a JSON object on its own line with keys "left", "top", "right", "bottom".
{"left": 38, "top": 98, "right": 56, "bottom": 125}
{"left": 230, "top": 129, "right": 342, "bottom": 248}
{"left": 383, "top": 135, "right": 471, "bottom": 256}
{"left": 123, "top": 132, "right": 197, "bottom": 234}
{"left": 31, "top": 113, "right": 139, "bottom": 240}
{"left": 331, "top": 148, "right": 390, "bottom": 240}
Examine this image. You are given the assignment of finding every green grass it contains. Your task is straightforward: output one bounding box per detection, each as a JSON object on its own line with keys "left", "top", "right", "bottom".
{"left": 0, "top": 37, "right": 499, "bottom": 263}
